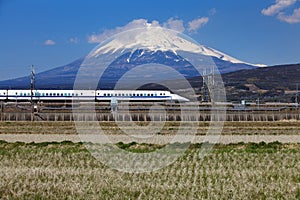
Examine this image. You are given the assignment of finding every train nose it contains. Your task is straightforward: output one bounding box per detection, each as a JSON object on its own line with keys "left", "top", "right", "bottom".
{"left": 172, "top": 94, "right": 190, "bottom": 102}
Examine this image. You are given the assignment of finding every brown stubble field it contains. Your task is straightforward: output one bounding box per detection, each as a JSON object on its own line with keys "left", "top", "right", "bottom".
{"left": 0, "top": 141, "right": 299, "bottom": 199}
{"left": 1, "top": 121, "right": 300, "bottom": 135}
{"left": 0, "top": 121, "right": 299, "bottom": 199}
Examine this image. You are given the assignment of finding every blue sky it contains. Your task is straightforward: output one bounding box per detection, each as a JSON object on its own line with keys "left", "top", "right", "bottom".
{"left": 0, "top": 0, "right": 300, "bottom": 80}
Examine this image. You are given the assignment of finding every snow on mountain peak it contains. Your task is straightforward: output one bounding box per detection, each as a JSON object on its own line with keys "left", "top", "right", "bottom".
{"left": 91, "top": 27, "right": 266, "bottom": 67}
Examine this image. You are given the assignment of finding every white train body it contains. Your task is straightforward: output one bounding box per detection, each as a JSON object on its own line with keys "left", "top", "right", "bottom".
{"left": 0, "top": 90, "right": 7, "bottom": 100}
{"left": 0, "top": 89, "right": 189, "bottom": 102}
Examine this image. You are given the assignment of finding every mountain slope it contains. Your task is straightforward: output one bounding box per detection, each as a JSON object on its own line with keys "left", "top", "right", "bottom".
{"left": 0, "top": 52, "right": 258, "bottom": 89}
{"left": 188, "top": 63, "right": 300, "bottom": 102}
{"left": 0, "top": 58, "right": 83, "bottom": 89}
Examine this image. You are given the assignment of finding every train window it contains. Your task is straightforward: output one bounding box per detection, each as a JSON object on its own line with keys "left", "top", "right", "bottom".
{"left": 76, "top": 94, "right": 78, "bottom": 96}
{"left": 46, "top": 93, "right": 48, "bottom": 96}
{"left": 122, "top": 94, "right": 124, "bottom": 96}
{"left": 108, "top": 93, "right": 111, "bottom": 96}
{"left": 147, "top": 94, "right": 150, "bottom": 96}
{"left": 151, "top": 94, "right": 153, "bottom": 96}
{"left": 42, "top": 93, "right": 45, "bottom": 96}
{"left": 133, "top": 94, "right": 135, "bottom": 96}
{"left": 28, "top": 93, "right": 30, "bottom": 96}
{"left": 160, "top": 93, "right": 162, "bottom": 95}
{"left": 72, "top": 93, "right": 74, "bottom": 96}
{"left": 57, "top": 93, "right": 60, "bottom": 96}
{"left": 50, "top": 93, "right": 52, "bottom": 96}
{"left": 104, "top": 93, "right": 106, "bottom": 96}
{"left": 98, "top": 93, "right": 100, "bottom": 95}
{"left": 81, "top": 93, "right": 83, "bottom": 95}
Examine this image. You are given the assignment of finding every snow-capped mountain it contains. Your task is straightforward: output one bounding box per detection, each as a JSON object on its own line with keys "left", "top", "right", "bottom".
{"left": 92, "top": 27, "right": 265, "bottom": 67}
{"left": 0, "top": 28, "right": 266, "bottom": 89}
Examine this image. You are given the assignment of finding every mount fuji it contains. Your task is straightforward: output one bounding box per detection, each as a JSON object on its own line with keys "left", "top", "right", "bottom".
{"left": 0, "top": 28, "right": 266, "bottom": 89}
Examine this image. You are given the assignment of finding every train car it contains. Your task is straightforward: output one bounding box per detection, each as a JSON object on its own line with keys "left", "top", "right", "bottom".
{"left": 95, "top": 90, "right": 189, "bottom": 102}
{"left": 96, "top": 90, "right": 172, "bottom": 101}
{"left": 6, "top": 90, "right": 95, "bottom": 101}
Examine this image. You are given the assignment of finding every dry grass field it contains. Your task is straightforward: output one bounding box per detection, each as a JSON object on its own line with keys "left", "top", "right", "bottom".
{"left": 0, "top": 141, "right": 299, "bottom": 199}
{"left": 1, "top": 121, "right": 300, "bottom": 135}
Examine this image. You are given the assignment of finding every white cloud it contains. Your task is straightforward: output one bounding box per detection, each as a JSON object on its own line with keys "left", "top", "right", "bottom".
{"left": 69, "top": 37, "right": 79, "bottom": 44}
{"left": 209, "top": 8, "right": 217, "bottom": 16}
{"left": 44, "top": 39, "right": 55, "bottom": 45}
{"left": 163, "top": 18, "right": 185, "bottom": 32}
{"left": 88, "top": 19, "right": 160, "bottom": 43}
{"left": 187, "top": 17, "right": 209, "bottom": 33}
{"left": 278, "top": 7, "right": 300, "bottom": 23}
{"left": 262, "top": 0, "right": 300, "bottom": 24}
{"left": 88, "top": 17, "right": 210, "bottom": 43}
{"left": 262, "top": 0, "right": 297, "bottom": 16}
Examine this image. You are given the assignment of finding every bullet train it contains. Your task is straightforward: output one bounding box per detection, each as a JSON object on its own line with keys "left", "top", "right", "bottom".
{"left": 0, "top": 89, "right": 189, "bottom": 102}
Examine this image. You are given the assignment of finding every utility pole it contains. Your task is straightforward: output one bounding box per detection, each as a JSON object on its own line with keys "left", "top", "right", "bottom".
{"left": 201, "top": 68, "right": 207, "bottom": 102}
{"left": 30, "top": 65, "right": 35, "bottom": 121}
{"left": 296, "top": 83, "right": 299, "bottom": 109}
{"left": 209, "top": 65, "right": 215, "bottom": 104}
{"left": 0, "top": 101, "right": 3, "bottom": 121}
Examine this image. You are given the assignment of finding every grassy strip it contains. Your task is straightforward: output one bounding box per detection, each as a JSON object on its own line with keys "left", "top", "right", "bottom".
{"left": 0, "top": 139, "right": 298, "bottom": 153}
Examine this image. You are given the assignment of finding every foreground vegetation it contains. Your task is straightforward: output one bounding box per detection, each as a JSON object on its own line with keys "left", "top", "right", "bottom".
{"left": 1, "top": 121, "right": 300, "bottom": 135}
{"left": 0, "top": 141, "right": 299, "bottom": 199}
